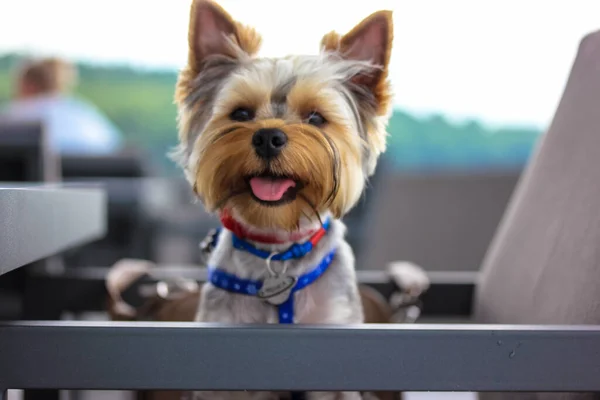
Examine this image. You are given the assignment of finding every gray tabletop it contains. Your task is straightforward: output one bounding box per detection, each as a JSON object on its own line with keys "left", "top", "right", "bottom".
{"left": 0, "top": 185, "right": 107, "bottom": 275}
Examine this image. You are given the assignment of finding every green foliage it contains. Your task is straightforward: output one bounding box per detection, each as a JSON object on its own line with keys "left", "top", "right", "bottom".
{"left": 0, "top": 53, "right": 543, "bottom": 175}
{"left": 386, "top": 111, "right": 541, "bottom": 172}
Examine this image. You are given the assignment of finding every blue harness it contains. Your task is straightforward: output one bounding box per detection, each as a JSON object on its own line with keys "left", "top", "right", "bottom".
{"left": 206, "top": 218, "right": 334, "bottom": 324}
{"left": 205, "top": 222, "right": 333, "bottom": 400}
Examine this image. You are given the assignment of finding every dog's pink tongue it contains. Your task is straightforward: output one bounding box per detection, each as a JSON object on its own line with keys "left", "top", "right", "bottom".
{"left": 250, "top": 177, "right": 296, "bottom": 201}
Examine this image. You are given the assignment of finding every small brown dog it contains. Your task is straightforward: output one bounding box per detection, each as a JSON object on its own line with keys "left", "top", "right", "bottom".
{"left": 170, "top": 1, "right": 395, "bottom": 399}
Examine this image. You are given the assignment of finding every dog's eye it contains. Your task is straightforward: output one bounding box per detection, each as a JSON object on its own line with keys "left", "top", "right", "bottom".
{"left": 230, "top": 107, "right": 255, "bottom": 122}
{"left": 306, "top": 111, "right": 326, "bottom": 127}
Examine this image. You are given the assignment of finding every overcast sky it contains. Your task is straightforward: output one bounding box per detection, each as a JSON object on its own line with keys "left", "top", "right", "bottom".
{"left": 1, "top": 0, "right": 599, "bottom": 128}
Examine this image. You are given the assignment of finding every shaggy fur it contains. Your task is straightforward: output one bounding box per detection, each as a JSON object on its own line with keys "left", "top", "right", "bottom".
{"left": 173, "top": 1, "right": 394, "bottom": 399}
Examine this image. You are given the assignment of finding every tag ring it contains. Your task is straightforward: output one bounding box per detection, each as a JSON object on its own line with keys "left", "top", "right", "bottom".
{"left": 266, "top": 252, "right": 288, "bottom": 277}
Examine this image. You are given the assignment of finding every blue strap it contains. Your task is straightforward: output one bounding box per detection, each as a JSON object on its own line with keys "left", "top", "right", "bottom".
{"left": 207, "top": 250, "right": 336, "bottom": 324}
{"left": 206, "top": 219, "right": 331, "bottom": 262}
{"left": 231, "top": 218, "right": 331, "bottom": 261}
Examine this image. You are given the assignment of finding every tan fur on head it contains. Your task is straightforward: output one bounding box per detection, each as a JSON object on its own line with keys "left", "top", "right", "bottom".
{"left": 174, "top": 0, "right": 394, "bottom": 231}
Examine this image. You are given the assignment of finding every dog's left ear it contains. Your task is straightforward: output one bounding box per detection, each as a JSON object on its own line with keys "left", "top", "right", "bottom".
{"left": 187, "top": 0, "right": 262, "bottom": 73}
{"left": 175, "top": 1, "right": 262, "bottom": 110}
{"left": 321, "top": 10, "right": 393, "bottom": 115}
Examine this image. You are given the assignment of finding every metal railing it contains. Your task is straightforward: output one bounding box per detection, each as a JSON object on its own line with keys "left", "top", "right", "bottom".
{"left": 1, "top": 322, "right": 600, "bottom": 395}
{"left": 1, "top": 185, "right": 600, "bottom": 397}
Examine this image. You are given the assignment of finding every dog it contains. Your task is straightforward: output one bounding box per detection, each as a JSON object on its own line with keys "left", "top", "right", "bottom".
{"left": 172, "top": 0, "right": 394, "bottom": 399}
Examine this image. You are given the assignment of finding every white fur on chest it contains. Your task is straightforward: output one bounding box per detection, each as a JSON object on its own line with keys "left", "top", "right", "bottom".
{"left": 196, "top": 220, "right": 364, "bottom": 325}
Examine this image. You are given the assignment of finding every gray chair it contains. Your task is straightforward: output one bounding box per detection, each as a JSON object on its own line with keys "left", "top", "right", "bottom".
{"left": 0, "top": 120, "right": 60, "bottom": 182}
{"left": 60, "top": 150, "right": 158, "bottom": 266}
{"left": 474, "top": 30, "right": 600, "bottom": 400}
{"left": 361, "top": 171, "right": 519, "bottom": 272}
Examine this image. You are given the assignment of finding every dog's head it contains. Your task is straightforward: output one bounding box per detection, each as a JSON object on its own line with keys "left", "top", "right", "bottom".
{"left": 174, "top": 0, "right": 393, "bottom": 231}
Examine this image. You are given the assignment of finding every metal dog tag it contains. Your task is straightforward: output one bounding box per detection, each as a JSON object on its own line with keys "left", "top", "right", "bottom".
{"left": 258, "top": 275, "right": 297, "bottom": 305}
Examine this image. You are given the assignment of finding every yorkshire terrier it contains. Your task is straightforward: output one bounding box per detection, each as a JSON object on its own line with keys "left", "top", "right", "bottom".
{"left": 173, "top": 0, "right": 394, "bottom": 399}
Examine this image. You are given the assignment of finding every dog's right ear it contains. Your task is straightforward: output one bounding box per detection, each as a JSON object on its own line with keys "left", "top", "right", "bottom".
{"left": 187, "top": 0, "right": 262, "bottom": 72}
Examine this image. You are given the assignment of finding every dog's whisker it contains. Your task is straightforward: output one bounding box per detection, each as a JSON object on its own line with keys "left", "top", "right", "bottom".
{"left": 208, "top": 125, "right": 245, "bottom": 147}
{"left": 321, "top": 132, "right": 341, "bottom": 207}
{"left": 295, "top": 122, "right": 339, "bottom": 209}
{"left": 298, "top": 193, "right": 323, "bottom": 226}
{"left": 214, "top": 188, "right": 249, "bottom": 210}
{"left": 299, "top": 207, "right": 316, "bottom": 227}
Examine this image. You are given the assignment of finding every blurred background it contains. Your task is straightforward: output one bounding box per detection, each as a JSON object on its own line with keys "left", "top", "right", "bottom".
{"left": 2, "top": 1, "right": 600, "bottom": 400}
{"left": 1, "top": 0, "right": 599, "bottom": 274}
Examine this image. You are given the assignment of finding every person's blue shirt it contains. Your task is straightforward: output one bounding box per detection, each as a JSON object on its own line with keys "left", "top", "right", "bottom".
{"left": 0, "top": 94, "right": 123, "bottom": 155}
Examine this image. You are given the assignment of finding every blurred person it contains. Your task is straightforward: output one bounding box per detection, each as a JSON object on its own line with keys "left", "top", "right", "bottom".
{"left": 0, "top": 56, "right": 123, "bottom": 154}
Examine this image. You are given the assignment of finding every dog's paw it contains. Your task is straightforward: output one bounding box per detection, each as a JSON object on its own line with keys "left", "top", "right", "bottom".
{"left": 387, "top": 261, "right": 430, "bottom": 297}
{"left": 106, "top": 258, "right": 154, "bottom": 292}
{"left": 362, "top": 392, "right": 401, "bottom": 400}
{"left": 307, "top": 392, "right": 362, "bottom": 400}
{"left": 106, "top": 258, "right": 156, "bottom": 318}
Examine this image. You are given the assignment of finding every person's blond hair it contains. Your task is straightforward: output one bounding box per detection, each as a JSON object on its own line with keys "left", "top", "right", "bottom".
{"left": 15, "top": 57, "right": 78, "bottom": 95}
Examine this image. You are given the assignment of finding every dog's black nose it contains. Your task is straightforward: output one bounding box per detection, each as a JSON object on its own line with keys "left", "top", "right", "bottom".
{"left": 252, "top": 128, "right": 287, "bottom": 159}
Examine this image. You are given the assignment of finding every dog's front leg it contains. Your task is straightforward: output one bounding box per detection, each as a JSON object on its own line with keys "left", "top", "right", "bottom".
{"left": 306, "top": 391, "right": 362, "bottom": 400}
{"left": 192, "top": 390, "right": 280, "bottom": 400}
